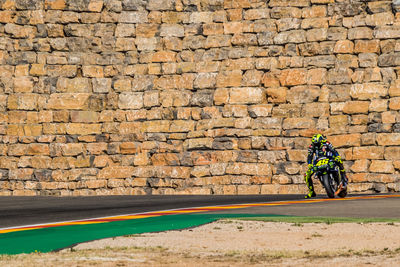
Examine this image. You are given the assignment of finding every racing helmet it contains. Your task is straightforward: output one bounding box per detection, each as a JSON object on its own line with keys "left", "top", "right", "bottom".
{"left": 311, "top": 134, "right": 326, "bottom": 147}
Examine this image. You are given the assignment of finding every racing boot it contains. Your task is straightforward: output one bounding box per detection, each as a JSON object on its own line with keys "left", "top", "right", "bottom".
{"left": 305, "top": 190, "right": 316, "bottom": 199}
{"left": 304, "top": 172, "right": 316, "bottom": 199}
{"left": 335, "top": 171, "right": 348, "bottom": 196}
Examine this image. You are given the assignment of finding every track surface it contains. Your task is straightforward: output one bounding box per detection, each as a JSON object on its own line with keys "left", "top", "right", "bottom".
{"left": 202, "top": 196, "right": 400, "bottom": 218}
{"left": 1, "top": 194, "right": 399, "bottom": 228}
{"left": 0, "top": 195, "right": 299, "bottom": 228}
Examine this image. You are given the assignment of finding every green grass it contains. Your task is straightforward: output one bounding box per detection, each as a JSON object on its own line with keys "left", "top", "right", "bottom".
{"left": 237, "top": 216, "right": 400, "bottom": 224}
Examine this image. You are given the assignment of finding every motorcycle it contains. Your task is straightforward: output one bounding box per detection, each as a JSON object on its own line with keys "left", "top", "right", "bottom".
{"left": 313, "top": 157, "right": 347, "bottom": 198}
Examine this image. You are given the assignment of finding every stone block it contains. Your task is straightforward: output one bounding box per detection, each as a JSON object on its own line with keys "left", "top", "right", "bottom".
{"left": 136, "top": 24, "right": 159, "bottom": 37}
{"left": 214, "top": 88, "right": 229, "bottom": 105}
{"left": 242, "top": 70, "right": 264, "bottom": 86}
{"left": 286, "top": 86, "right": 319, "bottom": 104}
{"left": 350, "top": 159, "right": 369, "bottom": 173}
{"left": 70, "top": 111, "right": 99, "bottom": 123}
{"left": 66, "top": 123, "right": 102, "bottom": 135}
{"left": 61, "top": 143, "right": 84, "bottom": 156}
{"left": 353, "top": 146, "right": 384, "bottom": 160}
{"left": 274, "top": 30, "right": 306, "bottom": 44}
{"left": 384, "top": 147, "right": 400, "bottom": 160}
{"left": 216, "top": 70, "right": 242, "bottom": 88}
{"left": 264, "top": 88, "right": 286, "bottom": 103}
{"left": 229, "top": 87, "right": 264, "bottom": 105}
{"left": 244, "top": 8, "right": 270, "bottom": 20}
{"left": 307, "top": 68, "right": 327, "bottom": 85}
{"left": 226, "top": 162, "right": 271, "bottom": 176}
{"left": 329, "top": 134, "right": 361, "bottom": 148}
{"left": 14, "top": 124, "right": 40, "bottom": 136}
{"left": 115, "top": 38, "right": 136, "bottom": 51}
{"left": 142, "top": 120, "right": 170, "bottom": 133}
{"left": 248, "top": 104, "right": 272, "bottom": 118}
{"left": 194, "top": 73, "right": 217, "bottom": 89}
{"left": 269, "top": 0, "right": 310, "bottom": 7}
{"left": 348, "top": 27, "right": 372, "bottom": 40}
{"left": 160, "top": 90, "right": 191, "bottom": 107}
{"left": 160, "top": 24, "right": 184, "bottom": 37}
{"left": 255, "top": 57, "right": 279, "bottom": 70}
{"left": 45, "top": 0, "right": 66, "bottom": 10}
{"left": 113, "top": 79, "right": 131, "bottom": 92}
{"left": 377, "top": 133, "right": 400, "bottom": 146}
{"left": 191, "top": 90, "right": 213, "bottom": 107}
{"left": 358, "top": 53, "right": 378, "bottom": 68}
{"left": 389, "top": 80, "right": 400, "bottom": 97}
{"left": 350, "top": 83, "right": 388, "bottom": 100}
{"left": 343, "top": 101, "right": 369, "bottom": 114}
{"left": 46, "top": 93, "right": 90, "bottom": 110}
{"left": 146, "top": 0, "right": 175, "bottom": 10}
{"left": 203, "top": 23, "right": 224, "bottom": 35}
{"left": 287, "top": 149, "right": 307, "bottom": 162}
{"left": 378, "top": 53, "right": 400, "bottom": 67}
{"left": 151, "top": 51, "right": 176, "bottom": 62}
{"left": 272, "top": 104, "right": 302, "bottom": 118}
{"left": 135, "top": 37, "right": 158, "bottom": 51}
{"left": 367, "top": 1, "right": 392, "bottom": 13}
{"left": 301, "top": 102, "right": 329, "bottom": 117}
{"left": 115, "top": 23, "right": 136, "bottom": 37}
{"left": 283, "top": 118, "right": 315, "bottom": 129}
{"left": 276, "top": 18, "right": 301, "bottom": 32}
{"left": 302, "top": 5, "right": 326, "bottom": 18}
{"left": 13, "top": 77, "right": 34, "bottom": 93}
{"left": 369, "top": 160, "right": 394, "bottom": 174}
{"left": 354, "top": 40, "right": 380, "bottom": 53}
{"left": 82, "top": 66, "right": 104, "bottom": 78}
{"left": 271, "top": 7, "right": 302, "bottom": 19}
{"left": 57, "top": 78, "right": 91, "bottom": 93}
{"left": 170, "top": 120, "right": 196, "bottom": 132}
{"left": 381, "top": 111, "right": 396, "bottom": 124}
{"left": 279, "top": 69, "right": 307, "bottom": 86}
{"left": 98, "top": 166, "right": 135, "bottom": 179}
{"left": 205, "top": 35, "right": 231, "bottom": 48}
{"left": 301, "top": 18, "right": 328, "bottom": 29}
{"left": 306, "top": 28, "right": 327, "bottom": 42}
{"left": 237, "top": 185, "right": 261, "bottom": 195}
{"left": 143, "top": 91, "right": 160, "bottom": 107}
{"left": 334, "top": 40, "right": 354, "bottom": 54}
{"left": 389, "top": 97, "right": 400, "bottom": 110}
{"left": 93, "top": 78, "right": 111, "bottom": 93}
{"left": 119, "top": 11, "right": 148, "bottom": 23}
{"left": 375, "top": 26, "right": 400, "bottom": 39}
{"left": 118, "top": 92, "right": 144, "bottom": 110}
{"left": 369, "top": 99, "right": 388, "bottom": 112}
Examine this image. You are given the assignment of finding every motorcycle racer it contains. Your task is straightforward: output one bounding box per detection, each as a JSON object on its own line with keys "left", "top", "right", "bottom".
{"left": 304, "top": 134, "right": 349, "bottom": 199}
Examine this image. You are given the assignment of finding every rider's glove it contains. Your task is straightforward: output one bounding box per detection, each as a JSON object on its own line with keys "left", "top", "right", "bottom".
{"left": 334, "top": 156, "right": 342, "bottom": 163}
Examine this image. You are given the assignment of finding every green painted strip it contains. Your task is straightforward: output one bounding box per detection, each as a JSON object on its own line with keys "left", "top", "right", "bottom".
{"left": 0, "top": 214, "right": 283, "bottom": 255}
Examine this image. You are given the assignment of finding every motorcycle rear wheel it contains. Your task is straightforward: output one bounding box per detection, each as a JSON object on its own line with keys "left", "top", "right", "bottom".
{"left": 322, "top": 173, "right": 336, "bottom": 198}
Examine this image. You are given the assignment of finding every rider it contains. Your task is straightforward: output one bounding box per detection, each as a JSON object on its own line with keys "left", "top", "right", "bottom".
{"left": 304, "top": 134, "right": 349, "bottom": 198}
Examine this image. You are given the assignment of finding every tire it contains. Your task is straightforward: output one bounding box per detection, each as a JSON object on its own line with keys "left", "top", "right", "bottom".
{"left": 322, "top": 173, "right": 335, "bottom": 198}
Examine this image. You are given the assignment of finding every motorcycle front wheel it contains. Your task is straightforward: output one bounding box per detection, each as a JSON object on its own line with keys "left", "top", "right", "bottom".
{"left": 322, "top": 173, "right": 336, "bottom": 198}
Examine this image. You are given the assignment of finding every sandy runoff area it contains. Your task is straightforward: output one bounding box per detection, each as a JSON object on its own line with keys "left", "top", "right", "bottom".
{"left": 1, "top": 219, "right": 400, "bottom": 266}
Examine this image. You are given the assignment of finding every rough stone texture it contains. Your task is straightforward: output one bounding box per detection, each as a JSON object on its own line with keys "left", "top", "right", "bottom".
{"left": 0, "top": 0, "right": 399, "bottom": 196}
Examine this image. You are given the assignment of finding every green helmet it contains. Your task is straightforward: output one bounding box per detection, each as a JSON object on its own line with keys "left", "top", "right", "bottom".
{"left": 311, "top": 134, "right": 326, "bottom": 146}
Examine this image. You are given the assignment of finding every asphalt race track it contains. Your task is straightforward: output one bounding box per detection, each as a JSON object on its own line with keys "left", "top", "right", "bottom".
{"left": 1, "top": 194, "right": 399, "bottom": 229}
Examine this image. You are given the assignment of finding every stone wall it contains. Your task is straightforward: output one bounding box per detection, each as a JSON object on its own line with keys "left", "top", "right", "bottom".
{"left": 0, "top": 0, "right": 400, "bottom": 196}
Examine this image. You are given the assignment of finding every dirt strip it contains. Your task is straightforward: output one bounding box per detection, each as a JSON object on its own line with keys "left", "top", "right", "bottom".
{"left": 1, "top": 219, "right": 399, "bottom": 266}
